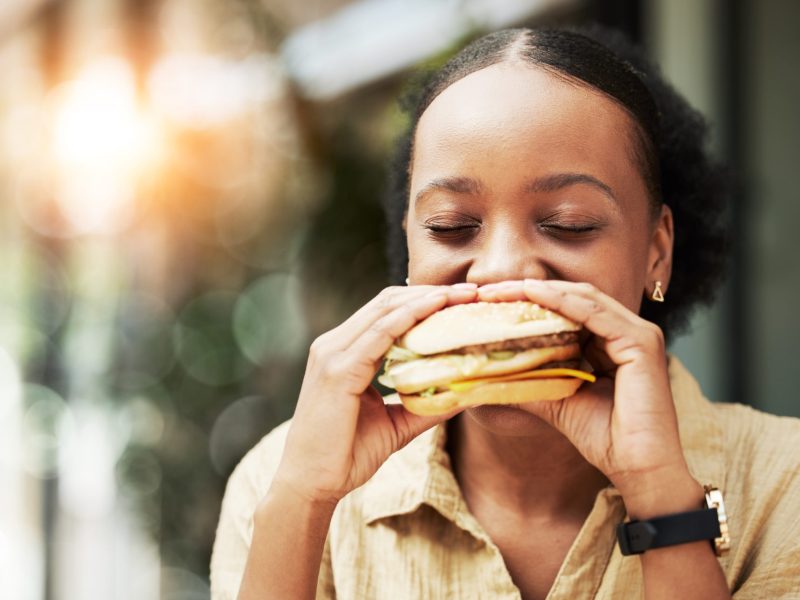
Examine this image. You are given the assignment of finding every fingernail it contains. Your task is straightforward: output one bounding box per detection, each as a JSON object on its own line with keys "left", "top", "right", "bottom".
{"left": 482, "top": 281, "right": 515, "bottom": 290}
{"left": 452, "top": 282, "right": 478, "bottom": 289}
{"left": 524, "top": 278, "right": 545, "bottom": 286}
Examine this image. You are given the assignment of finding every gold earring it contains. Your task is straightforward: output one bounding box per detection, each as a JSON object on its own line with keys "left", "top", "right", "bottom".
{"left": 651, "top": 281, "right": 665, "bottom": 302}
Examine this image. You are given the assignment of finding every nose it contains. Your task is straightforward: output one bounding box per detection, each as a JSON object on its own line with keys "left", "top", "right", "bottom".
{"left": 465, "top": 224, "right": 550, "bottom": 286}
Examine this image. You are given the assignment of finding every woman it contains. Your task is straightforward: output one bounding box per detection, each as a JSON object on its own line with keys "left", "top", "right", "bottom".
{"left": 211, "top": 27, "right": 800, "bottom": 599}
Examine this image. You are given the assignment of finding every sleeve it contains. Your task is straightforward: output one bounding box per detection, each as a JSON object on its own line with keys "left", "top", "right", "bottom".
{"left": 316, "top": 533, "right": 337, "bottom": 599}
{"left": 209, "top": 452, "right": 262, "bottom": 600}
{"left": 726, "top": 412, "right": 800, "bottom": 599}
{"left": 209, "top": 421, "right": 337, "bottom": 600}
{"left": 732, "top": 544, "right": 800, "bottom": 599}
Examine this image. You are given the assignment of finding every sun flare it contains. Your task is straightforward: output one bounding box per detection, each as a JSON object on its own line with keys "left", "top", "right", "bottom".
{"left": 49, "top": 57, "right": 161, "bottom": 235}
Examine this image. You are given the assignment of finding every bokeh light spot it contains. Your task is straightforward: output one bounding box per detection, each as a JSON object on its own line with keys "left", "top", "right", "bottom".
{"left": 117, "top": 446, "right": 163, "bottom": 498}
{"left": 233, "top": 272, "right": 308, "bottom": 365}
{"left": 0, "top": 527, "right": 44, "bottom": 600}
{"left": 160, "top": 566, "right": 210, "bottom": 600}
{"left": 116, "top": 293, "right": 177, "bottom": 383}
{"left": 46, "top": 56, "right": 162, "bottom": 236}
{"left": 149, "top": 53, "right": 286, "bottom": 128}
{"left": 208, "top": 395, "right": 269, "bottom": 475}
{"left": 59, "top": 410, "right": 118, "bottom": 519}
{"left": 174, "top": 291, "right": 253, "bottom": 386}
{"left": 0, "top": 346, "right": 22, "bottom": 421}
{"left": 20, "top": 384, "right": 74, "bottom": 479}
{"left": 117, "top": 397, "right": 166, "bottom": 447}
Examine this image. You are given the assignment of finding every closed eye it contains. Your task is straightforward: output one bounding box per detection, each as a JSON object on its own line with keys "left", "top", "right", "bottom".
{"left": 538, "top": 216, "right": 605, "bottom": 239}
{"left": 423, "top": 213, "right": 481, "bottom": 240}
{"left": 424, "top": 223, "right": 480, "bottom": 240}
{"left": 540, "top": 224, "right": 598, "bottom": 233}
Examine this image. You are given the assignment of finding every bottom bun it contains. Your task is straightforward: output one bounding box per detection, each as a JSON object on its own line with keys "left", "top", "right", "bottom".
{"left": 399, "top": 378, "right": 585, "bottom": 416}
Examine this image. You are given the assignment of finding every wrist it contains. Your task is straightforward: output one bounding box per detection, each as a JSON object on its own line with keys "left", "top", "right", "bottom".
{"left": 244, "top": 474, "right": 336, "bottom": 600}
{"left": 259, "top": 474, "right": 340, "bottom": 521}
{"left": 616, "top": 465, "right": 703, "bottom": 520}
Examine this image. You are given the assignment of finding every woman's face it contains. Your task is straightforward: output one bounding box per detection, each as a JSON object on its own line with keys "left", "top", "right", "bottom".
{"left": 405, "top": 63, "right": 673, "bottom": 434}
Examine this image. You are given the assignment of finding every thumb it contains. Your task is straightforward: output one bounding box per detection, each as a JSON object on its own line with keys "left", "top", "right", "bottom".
{"left": 386, "top": 404, "right": 463, "bottom": 450}
{"left": 520, "top": 397, "right": 566, "bottom": 431}
{"left": 520, "top": 378, "right": 614, "bottom": 447}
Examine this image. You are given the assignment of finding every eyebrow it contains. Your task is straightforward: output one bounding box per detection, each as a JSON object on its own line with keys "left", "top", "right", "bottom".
{"left": 525, "top": 172, "right": 618, "bottom": 203}
{"left": 414, "top": 172, "right": 618, "bottom": 206}
{"left": 414, "top": 176, "right": 485, "bottom": 204}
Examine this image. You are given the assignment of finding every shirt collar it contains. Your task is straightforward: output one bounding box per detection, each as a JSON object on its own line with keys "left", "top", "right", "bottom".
{"left": 361, "top": 419, "right": 463, "bottom": 524}
{"left": 668, "top": 355, "right": 726, "bottom": 488}
{"left": 362, "top": 354, "right": 725, "bottom": 525}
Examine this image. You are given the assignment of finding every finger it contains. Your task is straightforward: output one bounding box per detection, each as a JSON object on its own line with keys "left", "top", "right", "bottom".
{"left": 521, "top": 280, "right": 634, "bottom": 341}
{"left": 480, "top": 279, "right": 638, "bottom": 329}
{"left": 322, "top": 292, "right": 461, "bottom": 396}
{"left": 324, "top": 285, "right": 477, "bottom": 351}
{"left": 478, "top": 279, "right": 650, "bottom": 364}
{"left": 480, "top": 278, "right": 634, "bottom": 344}
{"left": 477, "top": 280, "right": 526, "bottom": 302}
{"left": 583, "top": 337, "right": 617, "bottom": 375}
{"left": 522, "top": 280, "right": 665, "bottom": 367}
{"left": 535, "top": 280, "right": 639, "bottom": 323}
{"left": 385, "top": 403, "right": 463, "bottom": 450}
{"left": 478, "top": 281, "right": 621, "bottom": 374}
{"left": 519, "top": 377, "right": 614, "bottom": 439}
{"left": 328, "top": 286, "right": 438, "bottom": 348}
{"left": 346, "top": 292, "right": 456, "bottom": 366}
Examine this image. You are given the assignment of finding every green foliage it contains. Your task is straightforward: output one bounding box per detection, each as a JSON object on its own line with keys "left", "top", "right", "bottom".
{"left": 112, "top": 101, "right": 391, "bottom": 581}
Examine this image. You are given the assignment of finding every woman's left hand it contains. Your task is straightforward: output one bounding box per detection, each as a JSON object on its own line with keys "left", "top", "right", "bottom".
{"left": 478, "top": 279, "right": 703, "bottom": 517}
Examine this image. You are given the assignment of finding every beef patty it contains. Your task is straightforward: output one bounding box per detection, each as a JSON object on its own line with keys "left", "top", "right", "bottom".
{"left": 455, "top": 331, "right": 579, "bottom": 355}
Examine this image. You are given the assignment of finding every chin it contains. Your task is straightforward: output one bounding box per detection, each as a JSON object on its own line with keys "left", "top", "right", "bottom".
{"left": 462, "top": 404, "right": 554, "bottom": 437}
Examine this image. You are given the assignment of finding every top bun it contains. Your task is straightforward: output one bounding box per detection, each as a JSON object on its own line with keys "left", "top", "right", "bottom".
{"left": 399, "top": 301, "right": 581, "bottom": 356}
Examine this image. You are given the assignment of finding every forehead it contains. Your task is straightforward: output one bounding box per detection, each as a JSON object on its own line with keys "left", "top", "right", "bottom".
{"left": 410, "top": 62, "right": 643, "bottom": 197}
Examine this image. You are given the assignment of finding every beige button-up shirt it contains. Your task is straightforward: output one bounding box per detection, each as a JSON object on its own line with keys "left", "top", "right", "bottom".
{"left": 210, "top": 357, "right": 800, "bottom": 598}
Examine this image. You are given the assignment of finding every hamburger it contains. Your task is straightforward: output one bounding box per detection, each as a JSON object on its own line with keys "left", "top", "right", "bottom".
{"left": 378, "top": 301, "right": 596, "bottom": 416}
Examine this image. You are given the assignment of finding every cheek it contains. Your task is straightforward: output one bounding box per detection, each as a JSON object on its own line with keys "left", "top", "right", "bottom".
{"left": 546, "top": 235, "right": 650, "bottom": 314}
{"left": 586, "top": 206, "right": 656, "bottom": 313}
{"left": 407, "top": 229, "right": 468, "bottom": 284}
{"left": 464, "top": 406, "right": 551, "bottom": 436}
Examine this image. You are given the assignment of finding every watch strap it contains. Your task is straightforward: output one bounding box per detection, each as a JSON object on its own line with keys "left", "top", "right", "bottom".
{"left": 617, "top": 508, "right": 722, "bottom": 555}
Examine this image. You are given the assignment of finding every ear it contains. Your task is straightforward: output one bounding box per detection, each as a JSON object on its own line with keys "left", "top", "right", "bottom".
{"left": 646, "top": 204, "right": 674, "bottom": 296}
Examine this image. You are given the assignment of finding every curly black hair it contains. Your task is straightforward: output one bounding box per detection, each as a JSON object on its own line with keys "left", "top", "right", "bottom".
{"left": 383, "top": 25, "right": 729, "bottom": 340}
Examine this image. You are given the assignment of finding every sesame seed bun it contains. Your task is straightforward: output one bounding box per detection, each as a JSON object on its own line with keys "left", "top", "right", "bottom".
{"left": 379, "top": 301, "right": 594, "bottom": 416}
{"left": 398, "top": 301, "right": 580, "bottom": 356}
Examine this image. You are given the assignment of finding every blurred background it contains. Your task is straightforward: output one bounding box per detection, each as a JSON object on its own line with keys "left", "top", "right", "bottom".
{"left": 0, "top": 0, "right": 797, "bottom": 598}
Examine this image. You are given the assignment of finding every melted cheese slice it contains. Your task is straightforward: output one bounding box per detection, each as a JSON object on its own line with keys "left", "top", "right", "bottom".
{"left": 448, "top": 368, "right": 596, "bottom": 392}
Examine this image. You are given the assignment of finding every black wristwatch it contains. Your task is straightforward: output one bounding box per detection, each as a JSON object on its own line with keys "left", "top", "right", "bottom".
{"left": 617, "top": 485, "right": 730, "bottom": 556}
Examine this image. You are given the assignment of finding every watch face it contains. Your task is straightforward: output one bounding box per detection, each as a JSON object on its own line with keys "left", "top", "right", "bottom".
{"left": 704, "top": 486, "right": 731, "bottom": 556}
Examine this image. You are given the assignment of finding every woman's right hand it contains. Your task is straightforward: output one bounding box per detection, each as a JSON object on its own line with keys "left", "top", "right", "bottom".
{"left": 271, "top": 283, "right": 477, "bottom": 507}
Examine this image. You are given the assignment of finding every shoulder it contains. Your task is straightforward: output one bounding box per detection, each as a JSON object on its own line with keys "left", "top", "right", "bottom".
{"left": 231, "top": 420, "right": 293, "bottom": 494}
{"left": 670, "top": 357, "right": 800, "bottom": 594}
{"left": 717, "top": 402, "right": 800, "bottom": 513}
{"left": 709, "top": 403, "right": 800, "bottom": 595}
{"left": 210, "top": 420, "right": 292, "bottom": 600}
{"left": 713, "top": 401, "right": 800, "bottom": 487}
{"left": 216, "top": 419, "right": 292, "bottom": 532}
{"left": 710, "top": 402, "right": 800, "bottom": 527}
{"left": 670, "top": 356, "right": 800, "bottom": 492}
